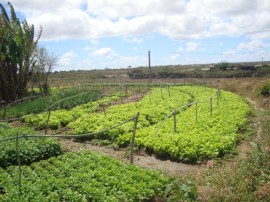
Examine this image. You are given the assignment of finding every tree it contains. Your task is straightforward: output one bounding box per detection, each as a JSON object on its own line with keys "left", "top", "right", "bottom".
{"left": 0, "top": 2, "right": 42, "bottom": 102}
{"left": 215, "top": 61, "right": 229, "bottom": 71}
{"left": 32, "top": 47, "right": 58, "bottom": 94}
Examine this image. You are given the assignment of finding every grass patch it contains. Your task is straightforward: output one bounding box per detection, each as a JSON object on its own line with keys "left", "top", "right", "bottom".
{"left": 197, "top": 116, "right": 270, "bottom": 201}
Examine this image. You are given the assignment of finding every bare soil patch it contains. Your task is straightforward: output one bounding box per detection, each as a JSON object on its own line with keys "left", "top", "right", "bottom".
{"left": 60, "top": 139, "right": 204, "bottom": 175}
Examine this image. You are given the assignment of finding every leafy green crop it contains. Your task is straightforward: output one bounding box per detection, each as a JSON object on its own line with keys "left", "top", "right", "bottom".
{"left": 22, "top": 92, "right": 129, "bottom": 129}
{"left": 0, "top": 88, "right": 101, "bottom": 119}
{"left": 0, "top": 151, "right": 169, "bottom": 201}
{"left": 136, "top": 86, "right": 251, "bottom": 162}
{"left": 0, "top": 124, "right": 62, "bottom": 168}
{"left": 22, "top": 86, "right": 251, "bottom": 163}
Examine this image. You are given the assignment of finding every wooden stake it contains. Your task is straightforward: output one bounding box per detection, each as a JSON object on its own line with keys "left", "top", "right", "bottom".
{"left": 217, "top": 92, "right": 219, "bottom": 107}
{"left": 3, "top": 104, "right": 7, "bottom": 120}
{"left": 160, "top": 86, "right": 164, "bottom": 99}
{"left": 101, "top": 104, "right": 106, "bottom": 116}
{"left": 131, "top": 113, "right": 140, "bottom": 164}
{"left": 210, "top": 97, "right": 213, "bottom": 115}
{"left": 16, "top": 133, "right": 22, "bottom": 195}
{"left": 45, "top": 110, "right": 51, "bottom": 135}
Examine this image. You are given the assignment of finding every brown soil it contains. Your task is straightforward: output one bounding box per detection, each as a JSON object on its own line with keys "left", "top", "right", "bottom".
{"left": 113, "top": 92, "right": 146, "bottom": 105}
{"left": 9, "top": 121, "right": 23, "bottom": 128}
{"left": 60, "top": 139, "right": 204, "bottom": 175}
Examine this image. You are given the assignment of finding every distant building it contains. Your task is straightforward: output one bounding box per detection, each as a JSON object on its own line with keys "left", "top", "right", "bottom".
{"left": 201, "top": 67, "right": 213, "bottom": 71}
{"left": 104, "top": 75, "right": 116, "bottom": 78}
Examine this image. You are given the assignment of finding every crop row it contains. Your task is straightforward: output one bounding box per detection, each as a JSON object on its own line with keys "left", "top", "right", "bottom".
{"left": 22, "top": 91, "right": 129, "bottom": 129}
{"left": 0, "top": 123, "right": 62, "bottom": 168}
{"left": 21, "top": 86, "right": 251, "bottom": 163}
{"left": 67, "top": 86, "right": 250, "bottom": 162}
{"left": 0, "top": 88, "right": 101, "bottom": 119}
{"left": 67, "top": 87, "right": 192, "bottom": 143}
{"left": 0, "top": 151, "right": 169, "bottom": 201}
{"left": 136, "top": 86, "right": 251, "bottom": 162}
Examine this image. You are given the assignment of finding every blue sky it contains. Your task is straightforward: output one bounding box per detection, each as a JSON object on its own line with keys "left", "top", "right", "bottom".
{"left": 3, "top": 0, "right": 270, "bottom": 71}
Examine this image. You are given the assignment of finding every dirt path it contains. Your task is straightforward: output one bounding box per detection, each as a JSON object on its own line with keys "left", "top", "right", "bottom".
{"left": 60, "top": 139, "right": 204, "bottom": 175}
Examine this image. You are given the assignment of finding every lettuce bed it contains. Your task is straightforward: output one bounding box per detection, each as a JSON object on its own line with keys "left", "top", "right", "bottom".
{"left": 0, "top": 151, "right": 169, "bottom": 201}
{"left": 0, "top": 124, "right": 62, "bottom": 168}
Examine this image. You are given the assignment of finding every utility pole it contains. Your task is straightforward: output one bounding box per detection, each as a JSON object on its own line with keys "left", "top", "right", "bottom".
{"left": 148, "top": 50, "right": 152, "bottom": 90}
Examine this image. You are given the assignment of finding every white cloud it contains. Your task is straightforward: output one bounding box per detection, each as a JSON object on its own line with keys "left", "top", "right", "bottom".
{"left": 186, "top": 42, "right": 200, "bottom": 52}
{"left": 85, "top": 0, "right": 186, "bottom": 19}
{"left": 91, "top": 47, "right": 118, "bottom": 58}
{"left": 83, "top": 46, "right": 91, "bottom": 51}
{"left": 237, "top": 40, "right": 264, "bottom": 51}
{"left": 58, "top": 51, "right": 77, "bottom": 66}
{"left": 123, "top": 37, "right": 143, "bottom": 43}
{"left": 90, "top": 39, "right": 99, "bottom": 45}
{"left": 223, "top": 50, "right": 235, "bottom": 56}
{"left": 170, "top": 53, "right": 180, "bottom": 60}
{"left": 170, "top": 47, "right": 184, "bottom": 60}
{"left": 83, "top": 59, "right": 93, "bottom": 65}
{"left": 178, "top": 47, "right": 184, "bottom": 52}
{"left": 11, "top": 0, "right": 84, "bottom": 13}
{"left": 7, "top": 0, "right": 270, "bottom": 41}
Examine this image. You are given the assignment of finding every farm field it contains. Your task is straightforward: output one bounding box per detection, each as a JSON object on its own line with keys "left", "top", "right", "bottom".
{"left": 1, "top": 2, "right": 269, "bottom": 201}
{"left": 21, "top": 85, "right": 251, "bottom": 163}
{"left": 0, "top": 77, "right": 269, "bottom": 201}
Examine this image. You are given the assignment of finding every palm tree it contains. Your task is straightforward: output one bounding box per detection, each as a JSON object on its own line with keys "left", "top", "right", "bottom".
{"left": 0, "top": 2, "right": 42, "bottom": 102}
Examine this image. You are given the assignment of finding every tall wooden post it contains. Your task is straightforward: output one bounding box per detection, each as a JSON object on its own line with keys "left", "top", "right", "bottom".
{"left": 131, "top": 113, "right": 140, "bottom": 164}
{"left": 148, "top": 50, "right": 151, "bottom": 91}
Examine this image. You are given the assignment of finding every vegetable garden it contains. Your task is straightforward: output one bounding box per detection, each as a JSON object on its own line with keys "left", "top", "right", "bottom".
{"left": 0, "top": 151, "right": 169, "bottom": 201}
{"left": 20, "top": 85, "right": 251, "bottom": 162}
{"left": 0, "top": 83, "right": 251, "bottom": 201}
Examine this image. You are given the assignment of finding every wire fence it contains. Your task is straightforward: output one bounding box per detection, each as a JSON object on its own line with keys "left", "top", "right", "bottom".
{"left": 0, "top": 112, "right": 139, "bottom": 195}
{"left": 0, "top": 81, "right": 222, "bottom": 195}
{"left": 0, "top": 84, "right": 125, "bottom": 122}
{"left": 151, "top": 87, "right": 221, "bottom": 138}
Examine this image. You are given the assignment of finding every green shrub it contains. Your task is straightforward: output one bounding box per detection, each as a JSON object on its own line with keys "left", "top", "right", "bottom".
{"left": 260, "top": 83, "right": 270, "bottom": 97}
